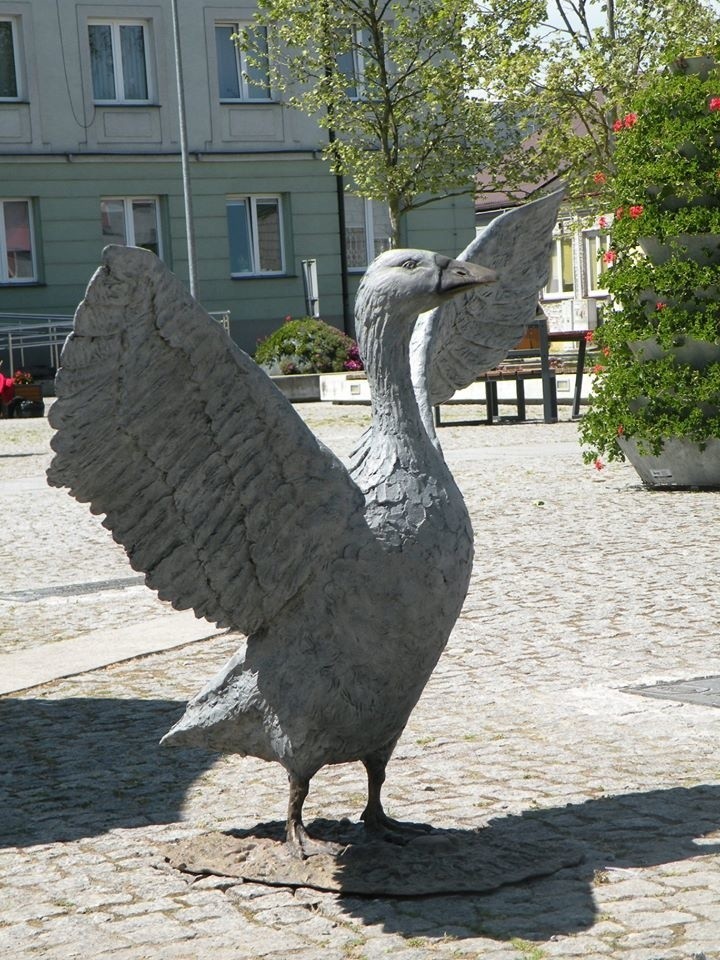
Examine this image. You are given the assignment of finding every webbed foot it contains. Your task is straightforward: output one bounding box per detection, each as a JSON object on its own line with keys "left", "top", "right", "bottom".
{"left": 361, "top": 804, "right": 433, "bottom": 843}
{"left": 286, "top": 820, "right": 344, "bottom": 859}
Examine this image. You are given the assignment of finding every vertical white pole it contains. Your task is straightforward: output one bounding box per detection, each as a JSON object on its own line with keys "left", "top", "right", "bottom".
{"left": 170, "top": 0, "right": 198, "bottom": 298}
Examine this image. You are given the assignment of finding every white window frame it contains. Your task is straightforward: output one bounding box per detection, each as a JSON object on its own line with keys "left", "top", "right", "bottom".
{"left": 0, "top": 16, "right": 21, "bottom": 101}
{"left": 0, "top": 198, "right": 36, "bottom": 283}
{"left": 345, "top": 196, "right": 392, "bottom": 271}
{"left": 583, "top": 228, "right": 612, "bottom": 297}
{"left": 227, "top": 195, "right": 285, "bottom": 277}
{"left": 100, "top": 197, "right": 163, "bottom": 257}
{"left": 88, "top": 18, "right": 151, "bottom": 104}
{"left": 215, "top": 21, "right": 271, "bottom": 102}
{"left": 544, "top": 223, "right": 575, "bottom": 300}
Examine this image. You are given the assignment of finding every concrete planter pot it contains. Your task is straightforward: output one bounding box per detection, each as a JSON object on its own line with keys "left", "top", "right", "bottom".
{"left": 627, "top": 335, "right": 720, "bottom": 368}
{"left": 270, "top": 373, "right": 321, "bottom": 402}
{"left": 639, "top": 234, "right": 720, "bottom": 265}
{"left": 619, "top": 436, "right": 720, "bottom": 488}
{"left": 668, "top": 55, "right": 718, "bottom": 79}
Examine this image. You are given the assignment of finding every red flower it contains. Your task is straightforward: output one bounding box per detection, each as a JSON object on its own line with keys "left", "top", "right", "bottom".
{"left": 598, "top": 215, "right": 608, "bottom": 229}
{"left": 602, "top": 346, "right": 611, "bottom": 357}
{"left": 615, "top": 206, "right": 624, "bottom": 220}
{"left": 602, "top": 249, "right": 617, "bottom": 265}
{"left": 629, "top": 205, "right": 644, "bottom": 219}
{"left": 617, "top": 424, "right": 625, "bottom": 436}
{"left": 613, "top": 113, "right": 638, "bottom": 131}
{"left": 656, "top": 301, "right": 667, "bottom": 311}
{"left": 594, "top": 458, "right": 605, "bottom": 471}
{"left": 585, "top": 330, "right": 595, "bottom": 343}
{"left": 592, "top": 364, "right": 606, "bottom": 374}
{"left": 709, "top": 96, "right": 720, "bottom": 111}
{"left": 593, "top": 171, "right": 607, "bottom": 184}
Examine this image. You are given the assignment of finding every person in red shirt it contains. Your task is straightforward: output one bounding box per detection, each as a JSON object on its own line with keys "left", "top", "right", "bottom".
{"left": 0, "top": 362, "right": 16, "bottom": 416}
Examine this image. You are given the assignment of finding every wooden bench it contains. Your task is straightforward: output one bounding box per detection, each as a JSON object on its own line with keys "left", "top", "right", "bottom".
{"left": 1, "top": 382, "right": 45, "bottom": 418}
{"left": 433, "top": 314, "right": 559, "bottom": 427}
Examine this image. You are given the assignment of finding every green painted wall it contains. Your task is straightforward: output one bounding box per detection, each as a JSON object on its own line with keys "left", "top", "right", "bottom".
{"left": 1, "top": 155, "right": 476, "bottom": 354}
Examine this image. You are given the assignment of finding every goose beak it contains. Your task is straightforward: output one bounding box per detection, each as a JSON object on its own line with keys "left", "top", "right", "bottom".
{"left": 436, "top": 255, "right": 497, "bottom": 297}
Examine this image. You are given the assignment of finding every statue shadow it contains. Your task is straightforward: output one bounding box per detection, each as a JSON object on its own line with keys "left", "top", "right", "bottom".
{"left": 328, "top": 784, "right": 720, "bottom": 941}
{"left": 0, "top": 697, "right": 216, "bottom": 848}
{"left": 223, "top": 783, "right": 720, "bottom": 943}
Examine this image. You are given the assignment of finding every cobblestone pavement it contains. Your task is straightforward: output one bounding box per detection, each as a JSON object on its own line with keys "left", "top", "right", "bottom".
{"left": 2, "top": 402, "right": 720, "bottom": 959}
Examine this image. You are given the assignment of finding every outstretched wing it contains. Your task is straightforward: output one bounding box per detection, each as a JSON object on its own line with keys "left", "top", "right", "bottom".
{"left": 48, "top": 245, "right": 366, "bottom": 632}
{"left": 411, "top": 188, "right": 565, "bottom": 408}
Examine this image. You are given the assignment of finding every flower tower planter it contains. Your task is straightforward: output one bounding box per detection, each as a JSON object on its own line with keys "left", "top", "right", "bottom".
{"left": 580, "top": 56, "right": 720, "bottom": 488}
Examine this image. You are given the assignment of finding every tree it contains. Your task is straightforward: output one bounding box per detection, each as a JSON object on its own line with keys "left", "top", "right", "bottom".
{"left": 249, "top": 0, "right": 537, "bottom": 245}
{"left": 473, "top": 0, "right": 720, "bottom": 202}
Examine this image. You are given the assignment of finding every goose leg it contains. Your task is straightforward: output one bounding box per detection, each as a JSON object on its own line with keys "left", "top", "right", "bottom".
{"left": 286, "top": 773, "right": 342, "bottom": 859}
{"left": 361, "top": 744, "right": 432, "bottom": 840}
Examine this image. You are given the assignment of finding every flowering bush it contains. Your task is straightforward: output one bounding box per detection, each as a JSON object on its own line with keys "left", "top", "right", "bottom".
{"left": 254, "top": 316, "right": 363, "bottom": 375}
{"left": 13, "top": 369, "right": 32, "bottom": 384}
{"left": 580, "top": 55, "right": 720, "bottom": 463}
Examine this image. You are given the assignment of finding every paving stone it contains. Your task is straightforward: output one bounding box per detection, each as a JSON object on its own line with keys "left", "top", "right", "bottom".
{"left": 3, "top": 408, "right": 720, "bottom": 958}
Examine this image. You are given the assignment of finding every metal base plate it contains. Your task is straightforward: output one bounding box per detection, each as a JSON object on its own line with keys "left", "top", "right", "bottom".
{"left": 161, "top": 817, "right": 584, "bottom": 896}
{"left": 626, "top": 675, "right": 720, "bottom": 708}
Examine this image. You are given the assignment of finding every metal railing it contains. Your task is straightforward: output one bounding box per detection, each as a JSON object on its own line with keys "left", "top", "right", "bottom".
{"left": 0, "top": 315, "right": 74, "bottom": 377}
{"left": 0, "top": 310, "right": 232, "bottom": 376}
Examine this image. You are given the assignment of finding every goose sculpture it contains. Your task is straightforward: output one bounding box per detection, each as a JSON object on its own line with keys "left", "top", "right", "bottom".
{"left": 47, "top": 188, "right": 563, "bottom": 857}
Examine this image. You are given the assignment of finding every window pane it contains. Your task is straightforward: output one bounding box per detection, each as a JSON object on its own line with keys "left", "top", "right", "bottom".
{"left": 100, "top": 199, "right": 127, "bottom": 244}
{"left": 560, "top": 235, "right": 574, "bottom": 292}
{"left": 0, "top": 21, "right": 18, "bottom": 98}
{"left": 370, "top": 201, "right": 392, "bottom": 258}
{"left": 256, "top": 200, "right": 282, "bottom": 271}
{"left": 245, "top": 27, "right": 270, "bottom": 99}
{"left": 131, "top": 199, "right": 159, "bottom": 254}
{"left": 586, "top": 232, "right": 609, "bottom": 292}
{"left": 89, "top": 24, "right": 116, "bottom": 100}
{"left": 344, "top": 195, "right": 367, "bottom": 268}
{"left": 120, "top": 25, "right": 148, "bottom": 100}
{"left": 227, "top": 201, "right": 253, "bottom": 273}
{"left": 337, "top": 47, "right": 358, "bottom": 99}
{"left": 215, "top": 24, "right": 240, "bottom": 99}
{"left": 4, "top": 201, "right": 33, "bottom": 279}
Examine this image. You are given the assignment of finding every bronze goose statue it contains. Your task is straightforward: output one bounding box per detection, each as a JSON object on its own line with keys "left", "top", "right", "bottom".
{"left": 47, "top": 188, "right": 563, "bottom": 857}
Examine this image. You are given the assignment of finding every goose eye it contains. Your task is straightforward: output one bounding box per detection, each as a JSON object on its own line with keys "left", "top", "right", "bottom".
{"left": 400, "top": 259, "right": 418, "bottom": 270}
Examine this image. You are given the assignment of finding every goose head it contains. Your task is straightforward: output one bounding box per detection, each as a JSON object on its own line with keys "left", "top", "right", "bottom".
{"left": 355, "top": 249, "right": 497, "bottom": 348}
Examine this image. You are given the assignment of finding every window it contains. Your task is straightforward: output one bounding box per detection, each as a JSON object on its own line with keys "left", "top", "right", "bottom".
{"left": 101, "top": 198, "right": 162, "bottom": 256}
{"left": 0, "top": 199, "right": 36, "bottom": 282}
{"left": 215, "top": 23, "right": 270, "bottom": 101}
{"left": 0, "top": 18, "right": 19, "bottom": 99}
{"left": 583, "top": 228, "right": 611, "bottom": 295}
{"left": 88, "top": 20, "right": 150, "bottom": 103}
{"left": 545, "top": 225, "right": 575, "bottom": 298}
{"left": 227, "top": 196, "right": 284, "bottom": 275}
{"left": 344, "top": 196, "right": 392, "bottom": 269}
{"left": 337, "top": 29, "right": 366, "bottom": 100}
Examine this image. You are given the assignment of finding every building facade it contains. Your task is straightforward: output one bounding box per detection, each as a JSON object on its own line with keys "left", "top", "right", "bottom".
{"left": 0, "top": 1, "right": 475, "bottom": 353}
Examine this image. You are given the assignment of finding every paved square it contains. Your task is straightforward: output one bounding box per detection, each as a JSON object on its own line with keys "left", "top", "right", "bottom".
{"left": 2, "top": 402, "right": 720, "bottom": 960}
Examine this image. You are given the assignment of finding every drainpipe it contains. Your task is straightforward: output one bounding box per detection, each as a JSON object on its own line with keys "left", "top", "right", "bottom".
{"left": 330, "top": 130, "right": 353, "bottom": 335}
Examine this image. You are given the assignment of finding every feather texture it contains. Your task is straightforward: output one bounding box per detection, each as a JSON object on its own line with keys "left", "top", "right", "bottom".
{"left": 411, "top": 188, "right": 565, "bottom": 408}
{"left": 47, "top": 245, "right": 365, "bottom": 632}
